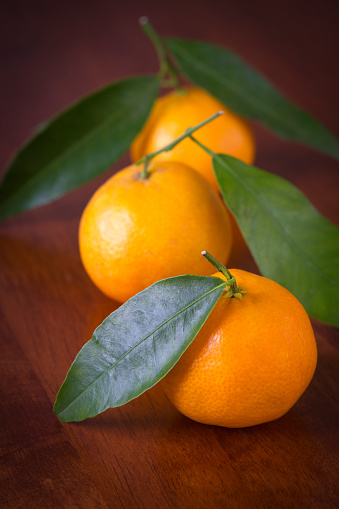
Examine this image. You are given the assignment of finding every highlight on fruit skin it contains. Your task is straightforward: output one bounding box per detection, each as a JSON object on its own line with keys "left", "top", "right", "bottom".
{"left": 78, "top": 160, "right": 233, "bottom": 303}
{"left": 131, "top": 86, "right": 256, "bottom": 191}
{"left": 161, "top": 267, "right": 318, "bottom": 428}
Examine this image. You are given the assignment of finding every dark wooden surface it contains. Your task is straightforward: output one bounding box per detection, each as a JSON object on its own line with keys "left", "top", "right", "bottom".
{"left": 1, "top": 1, "right": 338, "bottom": 507}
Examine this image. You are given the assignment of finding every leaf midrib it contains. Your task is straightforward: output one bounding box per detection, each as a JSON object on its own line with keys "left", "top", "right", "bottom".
{"left": 216, "top": 155, "right": 339, "bottom": 289}
{"left": 167, "top": 39, "right": 308, "bottom": 136}
{"left": 57, "top": 279, "right": 225, "bottom": 418}
{"left": 1, "top": 78, "right": 158, "bottom": 210}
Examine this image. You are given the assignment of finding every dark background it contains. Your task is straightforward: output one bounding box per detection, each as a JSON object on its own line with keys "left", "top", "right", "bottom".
{"left": 1, "top": 1, "right": 338, "bottom": 507}
{"left": 1, "top": 0, "right": 339, "bottom": 219}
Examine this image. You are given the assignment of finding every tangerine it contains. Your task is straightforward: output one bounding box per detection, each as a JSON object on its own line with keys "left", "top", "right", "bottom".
{"left": 162, "top": 269, "right": 317, "bottom": 428}
{"left": 79, "top": 161, "right": 232, "bottom": 303}
{"left": 131, "top": 86, "right": 255, "bottom": 192}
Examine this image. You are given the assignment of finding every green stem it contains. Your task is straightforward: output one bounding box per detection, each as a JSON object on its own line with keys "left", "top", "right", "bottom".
{"left": 202, "top": 251, "right": 239, "bottom": 294}
{"left": 139, "top": 155, "right": 152, "bottom": 180}
{"left": 189, "top": 134, "right": 216, "bottom": 157}
{"left": 139, "top": 17, "right": 181, "bottom": 90}
{"left": 137, "top": 111, "right": 224, "bottom": 179}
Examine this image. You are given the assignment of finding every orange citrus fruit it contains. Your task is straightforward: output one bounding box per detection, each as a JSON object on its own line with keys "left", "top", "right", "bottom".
{"left": 131, "top": 86, "right": 255, "bottom": 192}
{"left": 162, "top": 269, "right": 317, "bottom": 428}
{"left": 79, "top": 161, "right": 232, "bottom": 303}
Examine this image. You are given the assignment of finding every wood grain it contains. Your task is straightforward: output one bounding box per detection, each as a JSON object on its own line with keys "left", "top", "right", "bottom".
{"left": 1, "top": 0, "right": 338, "bottom": 507}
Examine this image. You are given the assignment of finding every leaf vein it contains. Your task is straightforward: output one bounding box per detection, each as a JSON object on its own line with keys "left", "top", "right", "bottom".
{"left": 1, "top": 78, "right": 158, "bottom": 210}
{"left": 170, "top": 42, "right": 309, "bottom": 136}
{"left": 57, "top": 280, "right": 225, "bottom": 418}
{"left": 217, "top": 156, "right": 339, "bottom": 288}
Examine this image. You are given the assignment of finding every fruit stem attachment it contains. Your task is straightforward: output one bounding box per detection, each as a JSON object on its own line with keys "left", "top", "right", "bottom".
{"left": 202, "top": 251, "right": 245, "bottom": 298}
{"left": 136, "top": 111, "right": 224, "bottom": 179}
{"left": 139, "top": 17, "right": 181, "bottom": 90}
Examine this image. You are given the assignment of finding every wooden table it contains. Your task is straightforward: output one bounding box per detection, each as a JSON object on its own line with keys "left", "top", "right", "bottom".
{"left": 1, "top": 1, "right": 338, "bottom": 507}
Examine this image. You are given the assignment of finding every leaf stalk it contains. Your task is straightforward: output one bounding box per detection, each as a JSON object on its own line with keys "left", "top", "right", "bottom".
{"left": 136, "top": 111, "right": 224, "bottom": 179}
{"left": 189, "top": 134, "right": 216, "bottom": 157}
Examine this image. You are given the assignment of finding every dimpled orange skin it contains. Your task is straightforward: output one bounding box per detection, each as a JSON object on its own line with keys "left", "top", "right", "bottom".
{"left": 131, "top": 86, "right": 255, "bottom": 191}
{"left": 161, "top": 270, "right": 317, "bottom": 428}
{"left": 79, "top": 161, "right": 232, "bottom": 303}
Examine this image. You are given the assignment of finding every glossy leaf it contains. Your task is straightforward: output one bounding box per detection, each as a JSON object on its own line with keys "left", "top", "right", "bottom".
{"left": 213, "top": 154, "right": 339, "bottom": 326}
{"left": 0, "top": 75, "right": 160, "bottom": 220}
{"left": 165, "top": 38, "right": 339, "bottom": 160}
{"left": 54, "top": 275, "right": 225, "bottom": 422}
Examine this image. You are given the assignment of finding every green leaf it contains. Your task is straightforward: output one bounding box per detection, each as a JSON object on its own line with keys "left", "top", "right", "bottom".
{"left": 213, "top": 154, "right": 339, "bottom": 327}
{"left": 165, "top": 38, "right": 339, "bottom": 160}
{"left": 54, "top": 275, "right": 225, "bottom": 422}
{"left": 0, "top": 75, "right": 160, "bottom": 220}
